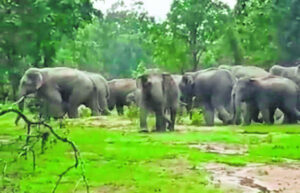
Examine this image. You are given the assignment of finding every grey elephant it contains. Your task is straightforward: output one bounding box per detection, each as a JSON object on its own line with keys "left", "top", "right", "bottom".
{"left": 126, "top": 89, "right": 142, "bottom": 107}
{"left": 219, "top": 65, "right": 277, "bottom": 124}
{"left": 138, "top": 71, "right": 179, "bottom": 132}
{"left": 179, "top": 69, "right": 235, "bottom": 126}
{"left": 84, "top": 71, "right": 110, "bottom": 115}
{"left": 19, "top": 67, "right": 107, "bottom": 118}
{"left": 107, "top": 78, "right": 137, "bottom": 115}
{"left": 219, "top": 65, "right": 269, "bottom": 79}
{"left": 233, "top": 75, "right": 300, "bottom": 125}
{"left": 270, "top": 65, "right": 300, "bottom": 86}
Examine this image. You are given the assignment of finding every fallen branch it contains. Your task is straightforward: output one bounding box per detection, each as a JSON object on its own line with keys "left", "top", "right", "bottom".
{"left": 0, "top": 109, "right": 88, "bottom": 193}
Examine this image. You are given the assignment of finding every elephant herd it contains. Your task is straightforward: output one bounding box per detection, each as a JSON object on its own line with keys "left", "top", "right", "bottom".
{"left": 18, "top": 65, "right": 300, "bottom": 132}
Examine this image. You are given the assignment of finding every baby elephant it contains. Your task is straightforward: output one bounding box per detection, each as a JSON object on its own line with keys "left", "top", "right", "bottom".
{"left": 138, "top": 71, "right": 179, "bottom": 132}
{"left": 107, "top": 78, "right": 137, "bottom": 115}
{"left": 233, "top": 75, "right": 300, "bottom": 124}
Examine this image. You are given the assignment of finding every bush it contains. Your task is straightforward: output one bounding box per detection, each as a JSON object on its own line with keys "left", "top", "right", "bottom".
{"left": 125, "top": 106, "right": 139, "bottom": 120}
{"left": 78, "top": 105, "right": 92, "bottom": 118}
{"left": 191, "top": 109, "right": 204, "bottom": 126}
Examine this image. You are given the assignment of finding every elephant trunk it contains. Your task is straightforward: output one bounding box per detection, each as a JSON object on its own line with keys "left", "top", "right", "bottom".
{"left": 233, "top": 93, "right": 242, "bottom": 125}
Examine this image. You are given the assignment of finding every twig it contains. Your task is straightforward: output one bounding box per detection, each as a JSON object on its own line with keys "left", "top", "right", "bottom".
{"left": 52, "top": 165, "right": 76, "bottom": 193}
{"left": 0, "top": 109, "right": 88, "bottom": 193}
{"left": 29, "top": 149, "right": 36, "bottom": 171}
{"left": 73, "top": 178, "right": 83, "bottom": 193}
{"left": 79, "top": 157, "right": 89, "bottom": 193}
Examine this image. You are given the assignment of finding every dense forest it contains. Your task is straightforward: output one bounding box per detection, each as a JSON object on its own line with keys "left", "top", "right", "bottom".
{"left": 0, "top": 0, "right": 299, "bottom": 100}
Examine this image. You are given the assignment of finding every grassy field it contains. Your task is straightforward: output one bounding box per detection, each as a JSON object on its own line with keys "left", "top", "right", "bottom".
{"left": 1, "top": 109, "right": 300, "bottom": 193}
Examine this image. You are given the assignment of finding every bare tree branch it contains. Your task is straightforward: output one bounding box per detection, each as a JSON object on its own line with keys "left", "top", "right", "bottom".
{"left": 0, "top": 109, "right": 89, "bottom": 193}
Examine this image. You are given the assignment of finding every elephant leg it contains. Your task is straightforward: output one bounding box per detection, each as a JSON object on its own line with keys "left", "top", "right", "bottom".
{"left": 43, "top": 88, "right": 65, "bottom": 118}
{"left": 282, "top": 112, "right": 296, "bottom": 124}
{"left": 282, "top": 108, "right": 298, "bottom": 124}
{"left": 269, "top": 108, "right": 276, "bottom": 124}
{"left": 250, "top": 106, "right": 262, "bottom": 123}
{"left": 168, "top": 108, "right": 176, "bottom": 131}
{"left": 243, "top": 105, "right": 252, "bottom": 126}
{"left": 261, "top": 108, "right": 271, "bottom": 124}
{"left": 139, "top": 107, "right": 148, "bottom": 131}
{"left": 283, "top": 113, "right": 290, "bottom": 124}
{"left": 85, "top": 97, "right": 101, "bottom": 117}
{"left": 67, "top": 105, "right": 79, "bottom": 118}
{"left": 216, "top": 106, "right": 232, "bottom": 125}
{"left": 211, "top": 95, "right": 231, "bottom": 125}
{"left": 116, "top": 105, "right": 124, "bottom": 116}
{"left": 244, "top": 104, "right": 260, "bottom": 125}
{"left": 155, "top": 109, "right": 166, "bottom": 132}
{"left": 67, "top": 89, "right": 88, "bottom": 118}
{"left": 99, "top": 94, "right": 110, "bottom": 115}
{"left": 203, "top": 103, "right": 214, "bottom": 126}
{"left": 189, "top": 110, "right": 193, "bottom": 120}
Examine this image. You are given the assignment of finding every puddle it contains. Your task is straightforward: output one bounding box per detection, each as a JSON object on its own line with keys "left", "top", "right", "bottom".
{"left": 205, "top": 163, "right": 300, "bottom": 193}
{"left": 190, "top": 143, "right": 248, "bottom": 155}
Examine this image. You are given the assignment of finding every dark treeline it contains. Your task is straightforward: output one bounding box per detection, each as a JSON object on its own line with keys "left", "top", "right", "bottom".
{"left": 0, "top": 0, "right": 299, "bottom": 100}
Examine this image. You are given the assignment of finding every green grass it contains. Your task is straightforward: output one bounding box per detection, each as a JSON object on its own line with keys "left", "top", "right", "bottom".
{"left": 1, "top": 110, "right": 300, "bottom": 192}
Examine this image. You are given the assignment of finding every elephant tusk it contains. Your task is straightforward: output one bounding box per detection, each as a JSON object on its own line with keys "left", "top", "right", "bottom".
{"left": 13, "top": 96, "right": 26, "bottom": 106}
{"left": 179, "top": 101, "right": 188, "bottom": 106}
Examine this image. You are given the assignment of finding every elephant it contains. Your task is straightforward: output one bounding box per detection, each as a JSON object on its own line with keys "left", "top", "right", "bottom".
{"left": 179, "top": 68, "right": 235, "bottom": 126}
{"left": 219, "top": 65, "right": 269, "bottom": 79}
{"left": 84, "top": 71, "right": 110, "bottom": 115}
{"left": 126, "top": 89, "right": 142, "bottom": 107}
{"left": 171, "top": 74, "right": 183, "bottom": 88}
{"left": 18, "top": 67, "right": 106, "bottom": 118}
{"left": 219, "top": 65, "right": 277, "bottom": 124}
{"left": 270, "top": 65, "right": 300, "bottom": 86}
{"left": 138, "top": 71, "right": 179, "bottom": 132}
{"left": 107, "top": 78, "right": 137, "bottom": 115}
{"left": 232, "top": 75, "right": 300, "bottom": 125}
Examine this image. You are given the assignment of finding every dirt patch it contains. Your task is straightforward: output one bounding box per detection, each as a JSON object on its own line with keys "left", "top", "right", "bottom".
{"left": 190, "top": 143, "right": 248, "bottom": 155}
{"left": 93, "top": 184, "right": 135, "bottom": 193}
{"left": 154, "top": 157, "right": 193, "bottom": 177}
{"left": 205, "top": 163, "right": 300, "bottom": 193}
{"left": 66, "top": 116, "right": 232, "bottom": 133}
{"left": 175, "top": 125, "right": 229, "bottom": 133}
{"left": 65, "top": 116, "right": 136, "bottom": 131}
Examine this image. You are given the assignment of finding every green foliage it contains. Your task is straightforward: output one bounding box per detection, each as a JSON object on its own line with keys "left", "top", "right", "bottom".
{"left": 190, "top": 110, "right": 204, "bottom": 126}
{"left": 0, "top": 0, "right": 97, "bottom": 98}
{"left": 167, "top": 0, "right": 231, "bottom": 70}
{"left": 278, "top": 0, "right": 300, "bottom": 62}
{"left": 125, "top": 106, "right": 139, "bottom": 120}
{"left": 132, "top": 61, "right": 147, "bottom": 78}
{"left": 78, "top": 105, "right": 92, "bottom": 118}
{"left": 1, "top": 0, "right": 299, "bottom": 100}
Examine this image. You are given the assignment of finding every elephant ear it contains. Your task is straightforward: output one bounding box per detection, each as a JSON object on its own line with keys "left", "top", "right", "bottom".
{"left": 182, "top": 74, "right": 194, "bottom": 86}
{"left": 162, "top": 73, "right": 174, "bottom": 92}
{"left": 137, "top": 74, "right": 149, "bottom": 88}
{"left": 28, "top": 70, "right": 43, "bottom": 90}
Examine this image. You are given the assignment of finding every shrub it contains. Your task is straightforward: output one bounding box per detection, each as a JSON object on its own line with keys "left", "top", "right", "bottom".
{"left": 125, "top": 106, "right": 139, "bottom": 120}
{"left": 191, "top": 109, "right": 204, "bottom": 126}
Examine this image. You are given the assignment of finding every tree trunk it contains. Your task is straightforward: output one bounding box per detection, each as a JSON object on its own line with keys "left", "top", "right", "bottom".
{"left": 190, "top": 26, "right": 199, "bottom": 71}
